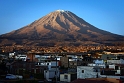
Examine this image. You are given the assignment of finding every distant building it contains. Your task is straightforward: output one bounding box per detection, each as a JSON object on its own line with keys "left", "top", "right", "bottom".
{"left": 60, "top": 57, "right": 70, "bottom": 68}
{"left": 107, "top": 59, "right": 124, "bottom": 64}
{"left": 15, "top": 54, "right": 27, "bottom": 61}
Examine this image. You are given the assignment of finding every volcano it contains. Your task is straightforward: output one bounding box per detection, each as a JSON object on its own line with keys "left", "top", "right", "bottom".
{"left": 0, "top": 10, "right": 124, "bottom": 46}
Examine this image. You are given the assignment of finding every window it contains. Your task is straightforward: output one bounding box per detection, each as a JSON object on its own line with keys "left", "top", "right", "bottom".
{"left": 115, "top": 66, "right": 119, "bottom": 70}
{"left": 82, "top": 70, "right": 84, "bottom": 73}
{"left": 64, "top": 75, "right": 68, "bottom": 79}
{"left": 95, "top": 69, "right": 98, "bottom": 72}
{"left": 106, "top": 65, "right": 109, "bottom": 68}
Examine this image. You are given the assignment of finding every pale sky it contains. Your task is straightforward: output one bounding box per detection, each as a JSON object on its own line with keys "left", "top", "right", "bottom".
{"left": 0, "top": 0, "right": 124, "bottom": 35}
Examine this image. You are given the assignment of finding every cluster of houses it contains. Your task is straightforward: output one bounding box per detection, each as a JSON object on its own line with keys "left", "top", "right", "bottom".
{"left": 0, "top": 51, "right": 124, "bottom": 83}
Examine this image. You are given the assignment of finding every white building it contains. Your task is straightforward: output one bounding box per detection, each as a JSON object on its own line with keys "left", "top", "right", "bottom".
{"left": 9, "top": 52, "right": 15, "bottom": 58}
{"left": 44, "top": 69, "right": 59, "bottom": 81}
{"left": 60, "top": 73, "right": 76, "bottom": 82}
{"left": 15, "top": 54, "right": 27, "bottom": 61}
{"left": 106, "top": 64, "right": 121, "bottom": 75}
{"left": 37, "top": 61, "right": 59, "bottom": 70}
{"left": 77, "top": 66, "right": 100, "bottom": 79}
{"left": 35, "top": 54, "right": 62, "bottom": 61}
{"left": 107, "top": 59, "right": 124, "bottom": 64}
{"left": 88, "top": 59, "right": 105, "bottom": 68}
{"left": 94, "top": 59, "right": 104, "bottom": 64}
{"left": 37, "top": 61, "right": 60, "bottom": 81}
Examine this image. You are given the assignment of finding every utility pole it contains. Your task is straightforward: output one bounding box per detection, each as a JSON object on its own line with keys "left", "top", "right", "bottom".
{"left": 55, "top": 55, "right": 57, "bottom": 83}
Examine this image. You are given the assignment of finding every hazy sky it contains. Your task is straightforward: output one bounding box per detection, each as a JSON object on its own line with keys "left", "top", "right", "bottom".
{"left": 0, "top": 0, "right": 124, "bottom": 35}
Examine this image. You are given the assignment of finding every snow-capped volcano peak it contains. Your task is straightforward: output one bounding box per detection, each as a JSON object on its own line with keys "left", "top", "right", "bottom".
{"left": 56, "top": 9, "right": 69, "bottom": 13}
{"left": 56, "top": 9, "right": 65, "bottom": 12}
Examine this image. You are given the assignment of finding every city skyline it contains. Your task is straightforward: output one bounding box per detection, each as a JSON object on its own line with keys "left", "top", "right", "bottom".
{"left": 0, "top": 0, "right": 124, "bottom": 35}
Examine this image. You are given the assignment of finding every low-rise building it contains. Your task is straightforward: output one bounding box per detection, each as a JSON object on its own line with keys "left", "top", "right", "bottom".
{"left": 107, "top": 59, "right": 124, "bottom": 64}
{"left": 36, "top": 61, "right": 60, "bottom": 81}
{"left": 77, "top": 66, "right": 100, "bottom": 79}
{"left": 60, "top": 73, "right": 77, "bottom": 82}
